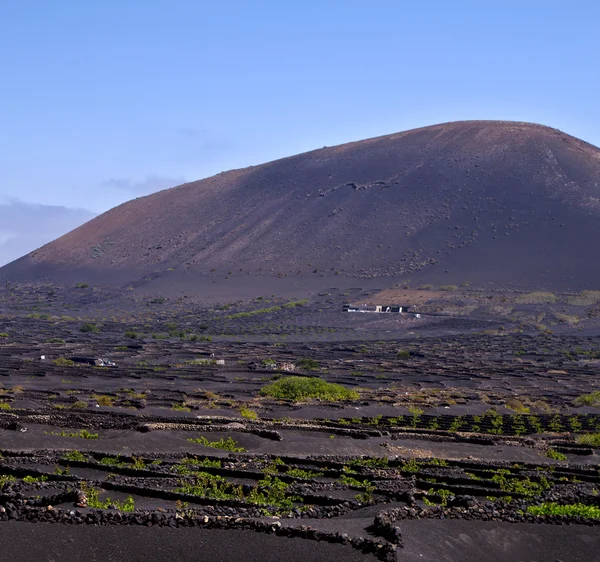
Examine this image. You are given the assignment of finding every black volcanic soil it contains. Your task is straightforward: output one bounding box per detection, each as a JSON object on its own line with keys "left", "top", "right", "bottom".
{"left": 3, "top": 305, "right": 600, "bottom": 560}
{"left": 2, "top": 277, "right": 600, "bottom": 560}
{"left": 0, "top": 523, "right": 379, "bottom": 562}
{"left": 3, "top": 120, "right": 600, "bottom": 294}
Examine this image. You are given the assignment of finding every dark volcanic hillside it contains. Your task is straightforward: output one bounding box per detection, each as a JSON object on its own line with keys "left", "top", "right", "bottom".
{"left": 3, "top": 121, "right": 600, "bottom": 292}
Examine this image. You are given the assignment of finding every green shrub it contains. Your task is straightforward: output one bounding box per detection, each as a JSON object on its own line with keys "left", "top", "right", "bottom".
{"left": 527, "top": 503, "right": 600, "bottom": 518}
{"left": 546, "top": 448, "right": 567, "bottom": 461}
{"left": 418, "top": 284, "right": 433, "bottom": 290}
{"left": 46, "top": 338, "right": 65, "bottom": 344}
{"left": 407, "top": 405, "right": 424, "bottom": 415}
{"left": 0, "top": 475, "right": 16, "bottom": 488}
{"left": 82, "top": 482, "right": 134, "bottom": 511}
{"left": 439, "top": 285, "right": 458, "bottom": 291}
{"left": 0, "top": 402, "right": 11, "bottom": 410}
{"left": 573, "top": 391, "right": 600, "bottom": 407}
{"left": 505, "top": 398, "right": 530, "bottom": 414}
{"left": 259, "top": 376, "right": 359, "bottom": 402}
{"left": 240, "top": 406, "right": 258, "bottom": 420}
{"left": 124, "top": 331, "right": 138, "bottom": 339}
{"left": 62, "top": 450, "right": 87, "bottom": 462}
{"left": 80, "top": 323, "right": 100, "bottom": 333}
{"left": 23, "top": 475, "right": 48, "bottom": 484}
{"left": 92, "top": 395, "right": 113, "bottom": 407}
{"left": 75, "top": 282, "right": 89, "bottom": 289}
{"left": 71, "top": 400, "right": 88, "bottom": 409}
{"left": 0, "top": 333, "right": 8, "bottom": 338}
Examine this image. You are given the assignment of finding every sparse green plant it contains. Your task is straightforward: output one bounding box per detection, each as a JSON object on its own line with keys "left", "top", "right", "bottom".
{"left": 80, "top": 323, "right": 100, "bottom": 333}
{"left": 527, "top": 503, "right": 600, "bottom": 518}
{"left": 62, "top": 450, "right": 87, "bottom": 462}
{"left": 548, "top": 415, "right": 564, "bottom": 433}
{"left": 576, "top": 433, "right": 600, "bottom": 447}
{"left": 47, "top": 429, "right": 99, "bottom": 440}
{"left": 0, "top": 475, "right": 16, "bottom": 488}
{"left": 187, "top": 435, "right": 246, "bottom": 452}
{"left": 82, "top": 482, "right": 135, "bottom": 511}
{"left": 23, "top": 475, "right": 48, "bottom": 484}
{"left": 400, "top": 458, "right": 421, "bottom": 473}
{"left": 573, "top": 391, "right": 600, "bottom": 407}
{"left": 546, "top": 448, "right": 567, "bottom": 461}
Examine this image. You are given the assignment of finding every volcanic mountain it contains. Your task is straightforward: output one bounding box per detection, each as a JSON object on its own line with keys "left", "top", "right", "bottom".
{"left": 3, "top": 120, "right": 600, "bottom": 294}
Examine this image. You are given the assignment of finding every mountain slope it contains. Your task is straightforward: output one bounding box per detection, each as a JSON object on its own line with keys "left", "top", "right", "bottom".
{"left": 3, "top": 120, "right": 600, "bottom": 292}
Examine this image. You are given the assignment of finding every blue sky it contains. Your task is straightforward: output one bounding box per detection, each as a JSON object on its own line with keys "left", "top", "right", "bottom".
{"left": 1, "top": 0, "right": 599, "bottom": 265}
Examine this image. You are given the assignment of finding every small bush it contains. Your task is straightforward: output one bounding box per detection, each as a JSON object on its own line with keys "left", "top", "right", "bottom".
{"left": 239, "top": 406, "right": 258, "bottom": 420}
{"left": 259, "top": 376, "right": 359, "bottom": 402}
{"left": 124, "top": 331, "right": 138, "bottom": 339}
{"left": 53, "top": 358, "right": 74, "bottom": 367}
{"left": 92, "top": 395, "right": 113, "bottom": 407}
{"left": 0, "top": 333, "right": 8, "bottom": 338}
{"left": 397, "top": 349, "right": 410, "bottom": 358}
{"left": 505, "top": 398, "right": 530, "bottom": 414}
{"left": 407, "top": 405, "right": 424, "bottom": 415}
{"left": 80, "top": 323, "right": 100, "bottom": 333}
{"left": 566, "top": 291, "right": 600, "bottom": 306}
{"left": 515, "top": 292, "right": 557, "bottom": 304}
{"left": 418, "top": 284, "right": 433, "bottom": 290}
{"left": 75, "top": 282, "right": 89, "bottom": 289}
{"left": 576, "top": 433, "right": 600, "bottom": 447}
{"left": 171, "top": 403, "right": 191, "bottom": 412}
{"left": 46, "top": 338, "right": 65, "bottom": 344}
{"left": 439, "top": 285, "right": 458, "bottom": 291}
{"left": 0, "top": 402, "right": 11, "bottom": 410}
{"left": 71, "top": 401, "right": 88, "bottom": 409}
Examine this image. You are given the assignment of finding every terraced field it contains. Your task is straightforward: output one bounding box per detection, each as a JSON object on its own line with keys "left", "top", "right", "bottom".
{"left": 2, "top": 288, "right": 600, "bottom": 560}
